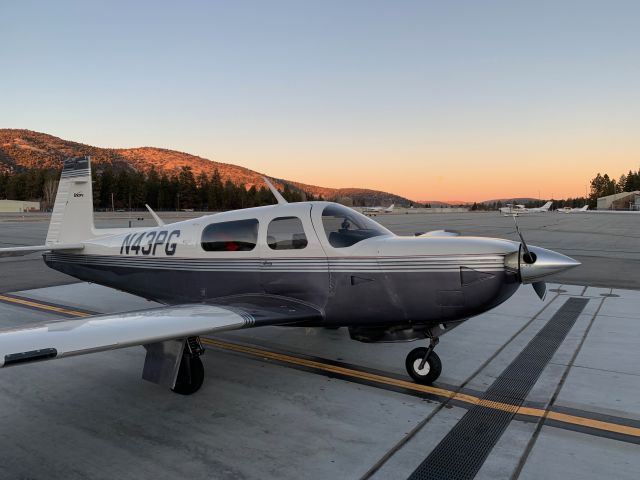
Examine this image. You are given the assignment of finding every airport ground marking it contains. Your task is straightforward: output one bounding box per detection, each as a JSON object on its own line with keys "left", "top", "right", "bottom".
{"left": 201, "top": 338, "right": 640, "bottom": 440}
{"left": 1, "top": 293, "right": 638, "bottom": 441}
{"left": 0, "top": 294, "right": 92, "bottom": 317}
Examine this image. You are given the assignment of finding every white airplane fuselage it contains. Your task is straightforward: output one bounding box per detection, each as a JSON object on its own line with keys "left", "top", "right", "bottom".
{"left": 0, "top": 156, "right": 581, "bottom": 392}
{"left": 500, "top": 202, "right": 552, "bottom": 216}
{"left": 44, "top": 201, "right": 577, "bottom": 333}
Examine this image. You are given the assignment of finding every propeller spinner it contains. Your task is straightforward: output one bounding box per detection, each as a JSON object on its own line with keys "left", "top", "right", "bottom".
{"left": 508, "top": 216, "right": 579, "bottom": 300}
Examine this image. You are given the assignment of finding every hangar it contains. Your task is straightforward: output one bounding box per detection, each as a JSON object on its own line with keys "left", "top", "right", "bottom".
{"left": 597, "top": 191, "right": 640, "bottom": 210}
{"left": 0, "top": 199, "right": 40, "bottom": 212}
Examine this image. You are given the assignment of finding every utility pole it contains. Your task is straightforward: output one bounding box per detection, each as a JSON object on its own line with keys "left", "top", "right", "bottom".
{"left": 111, "top": 192, "right": 115, "bottom": 212}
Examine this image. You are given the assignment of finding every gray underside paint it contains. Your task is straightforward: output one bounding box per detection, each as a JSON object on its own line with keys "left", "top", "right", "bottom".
{"left": 43, "top": 253, "right": 520, "bottom": 328}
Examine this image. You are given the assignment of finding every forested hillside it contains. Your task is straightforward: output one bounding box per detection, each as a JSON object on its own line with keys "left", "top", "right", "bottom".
{"left": 0, "top": 129, "right": 412, "bottom": 210}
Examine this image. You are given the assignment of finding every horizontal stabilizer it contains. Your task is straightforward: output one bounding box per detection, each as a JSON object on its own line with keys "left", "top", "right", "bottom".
{"left": 0, "top": 243, "right": 84, "bottom": 258}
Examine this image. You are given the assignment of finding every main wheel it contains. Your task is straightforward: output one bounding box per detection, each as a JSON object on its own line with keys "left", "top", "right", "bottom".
{"left": 405, "top": 347, "right": 442, "bottom": 385}
{"left": 171, "top": 355, "right": 204, "bottom": 395}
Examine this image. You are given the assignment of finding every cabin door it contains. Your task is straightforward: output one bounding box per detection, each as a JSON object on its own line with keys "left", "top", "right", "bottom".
{"left": 258, "top": 204, "right": 330, "bottom": 308}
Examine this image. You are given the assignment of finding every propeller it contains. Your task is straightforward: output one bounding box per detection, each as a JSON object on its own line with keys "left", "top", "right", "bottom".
{"left": 532, "top": 281, "right": 547, "bottom": 300}
{"left": 512, "top": 215, "right": 536, "bottom": 264}
{"left": 511, "top": 216, "right": 546, "bottom": 300}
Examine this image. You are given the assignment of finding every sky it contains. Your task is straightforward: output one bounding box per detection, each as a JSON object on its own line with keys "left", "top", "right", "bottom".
{"left": 2, "top": 1, "right": 639, "bottom": 202}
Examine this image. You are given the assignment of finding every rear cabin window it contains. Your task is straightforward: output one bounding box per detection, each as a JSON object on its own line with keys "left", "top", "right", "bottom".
{"left": 201, "top": 219, "right": 259, "bottom": 252}
{"left": 321, "top": 204, "right": 390, "bottom": 248}
{"left": 267, "top": 216, "right": 308, "bottom": 250}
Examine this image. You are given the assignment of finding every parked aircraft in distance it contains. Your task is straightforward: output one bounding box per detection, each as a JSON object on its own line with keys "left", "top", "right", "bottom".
{"left": 557, "top": 205, "right": 589, "bottom": 213}
{"left": 363, "top": 203, "right": 394, "bottom": 215}
{"left": 0, "top": 158, "right": 579, "bottom": 395}
{"left": 500, "top": 201, "right": 553, "bottom": 216}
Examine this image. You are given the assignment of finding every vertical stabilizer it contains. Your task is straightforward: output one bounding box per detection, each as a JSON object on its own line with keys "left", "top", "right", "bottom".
{"left": 46, "top": 156, "right": 96, "bottom": 245}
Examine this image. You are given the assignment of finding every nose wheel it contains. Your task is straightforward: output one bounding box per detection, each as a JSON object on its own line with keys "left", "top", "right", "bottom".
{"left": 406, "top": 338, "right": 441, "bottom": 384}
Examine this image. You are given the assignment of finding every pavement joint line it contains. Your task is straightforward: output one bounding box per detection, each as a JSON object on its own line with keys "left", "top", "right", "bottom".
{"left": 1, "top": 292, "right": 639, "bottom": 443}
{"left": 407, "top": 297, "right": 591, "bottom": 480}
{"left": 361, "top": 292, "right": 565, "bottom": 478}
{"left": 510, "top": 294, "right": 608, "bottom": 480}
{"left": 201, "top": 340, "right": 640, "bottom": 442}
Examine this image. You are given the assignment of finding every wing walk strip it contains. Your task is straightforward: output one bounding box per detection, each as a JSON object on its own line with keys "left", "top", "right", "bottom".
{"left": 0, "top": 294, "right": 638, "bottom": 445}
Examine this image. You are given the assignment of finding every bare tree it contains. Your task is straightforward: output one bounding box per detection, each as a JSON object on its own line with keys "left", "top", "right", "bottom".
{"left": 43, "top": 178, "right": 58, "bottom": 211}
{"left": 336, "top": 196, "right": 353, "bottom": 206}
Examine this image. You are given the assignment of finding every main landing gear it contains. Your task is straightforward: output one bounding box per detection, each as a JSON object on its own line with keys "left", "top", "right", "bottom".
{"left": 405, "top": 337, "right": 441, "bottom": 385}
{"left": 172, "top": 337, "right": 205, "bottom": 395}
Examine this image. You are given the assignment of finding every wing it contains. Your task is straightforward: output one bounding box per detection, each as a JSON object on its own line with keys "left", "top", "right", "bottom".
{"left": 0, "top": 243, "right": 84, "bottom": 258}
{"left": 0, "top": 295, "right": 322, "bottom": 368}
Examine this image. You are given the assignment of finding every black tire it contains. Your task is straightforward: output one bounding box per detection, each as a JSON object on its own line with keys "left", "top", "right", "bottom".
{"left": 405, "top": 347, "right": 442, "bottom": 385}
{"left": 171, "top": 356, "right": 204, "bottom": 395}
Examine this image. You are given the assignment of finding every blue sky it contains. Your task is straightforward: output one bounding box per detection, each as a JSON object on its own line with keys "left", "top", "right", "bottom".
{"left": 2, "top": 1, "right": 639, "bottom": 200}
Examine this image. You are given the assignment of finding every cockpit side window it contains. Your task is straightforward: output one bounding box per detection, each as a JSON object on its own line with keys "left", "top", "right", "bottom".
{"left": 321, "top": 204, "right": 390, "bottom": 248}
{"left": 201, "top": 219, "right": 259, "bottom": 252}
{"left": 267, "top": 216, "right": 308, "bottom": 250}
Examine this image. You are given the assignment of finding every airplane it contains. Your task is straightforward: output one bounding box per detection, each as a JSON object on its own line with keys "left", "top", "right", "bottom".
{"left": 0, "top": 157, "right": 579, "bottom": 395}
{"left": 557, "top": 205, "right": 589, "bottom": 214}
{"left": 499, "top": 201, "right": 553, "bottom": 216}
{"left": 362, "top": 203, "right": 394, "bottom": 215}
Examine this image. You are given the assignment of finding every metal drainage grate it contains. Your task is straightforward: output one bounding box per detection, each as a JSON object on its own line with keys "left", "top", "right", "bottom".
{"left": 408, "top": 297, "right": 589, "bottom": 480}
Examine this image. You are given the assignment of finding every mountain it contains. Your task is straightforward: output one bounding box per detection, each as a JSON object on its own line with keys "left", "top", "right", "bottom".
{"left": 480, "top": 197, "right": 540, "bottom": 204}
{"left": 0, "top": 129, "right": 412, "bottom": 206}
{"left": 416, "top": 200, "right": 474, "bottom": 207}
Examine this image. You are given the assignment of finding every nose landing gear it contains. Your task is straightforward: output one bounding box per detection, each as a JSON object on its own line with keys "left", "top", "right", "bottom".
{"left": 406, "top": 337, "right": 441, "bottom": 384}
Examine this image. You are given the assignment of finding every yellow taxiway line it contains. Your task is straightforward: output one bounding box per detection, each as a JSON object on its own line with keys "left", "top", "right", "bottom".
{"left": 1, "top": 293, "right": 638, "bottom": 440}
{"left": 0, "top": 294, "right": 92, "bottom": 317}
{"left": 201, "top": 344, "right": 640, "bottom": 440}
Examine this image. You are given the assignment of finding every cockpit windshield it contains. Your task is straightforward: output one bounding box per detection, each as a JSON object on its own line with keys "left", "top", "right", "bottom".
{"left": 321, "top": 204, "right": 391, "bottom": 248}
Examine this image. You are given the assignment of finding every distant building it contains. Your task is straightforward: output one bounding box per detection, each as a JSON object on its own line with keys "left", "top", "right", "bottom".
{"left": 597, "top": 191, "right": 640, "bottom": 210}
{"left": 0, "top": 200, "right": 40, "bottom": 213}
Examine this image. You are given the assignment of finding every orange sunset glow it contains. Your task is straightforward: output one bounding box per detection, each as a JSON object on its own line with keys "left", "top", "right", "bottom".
{"left": 3, "top": 3, "right": 640, "bottom": 203}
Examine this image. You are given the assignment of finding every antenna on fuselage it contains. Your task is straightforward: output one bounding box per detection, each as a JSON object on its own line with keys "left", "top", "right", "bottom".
{"left": 145, "top": 204, "right": 165, "bottom": 226}
{"left": 263, "top": 177, "right": 288, "bottom": 205}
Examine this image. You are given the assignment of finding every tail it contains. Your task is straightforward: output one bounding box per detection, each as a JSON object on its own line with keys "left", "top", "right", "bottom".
{"left": 581, "top": 205, "right": 589, "bottom": 211}
{"left": 542, "top": 201, "right": 552, "bottom": 211}
{"left": 386, "top": 204, "right": 395, "bottom": 212}
{"left": 45, "top": 156, "right": 96, "bottom": 245}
